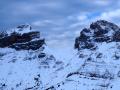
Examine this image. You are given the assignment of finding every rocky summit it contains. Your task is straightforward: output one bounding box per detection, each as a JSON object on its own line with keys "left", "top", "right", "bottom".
{"left": 0, "top": 24, "right": 45, "bottom": 50}
{"left": 74, "top": 20, "right": 120, "bottom": 50}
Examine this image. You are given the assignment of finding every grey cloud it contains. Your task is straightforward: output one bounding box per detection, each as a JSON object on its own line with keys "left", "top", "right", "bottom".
{"left": 1, "top": 0, "right": 118, "bottom": 26}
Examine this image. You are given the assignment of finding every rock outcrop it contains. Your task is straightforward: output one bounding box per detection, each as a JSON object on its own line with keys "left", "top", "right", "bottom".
{"left": 0, "top": 24, "right": 45, "bottom": 50}
{"left": 74, "top": 20, "right": 120, "bottom": 50}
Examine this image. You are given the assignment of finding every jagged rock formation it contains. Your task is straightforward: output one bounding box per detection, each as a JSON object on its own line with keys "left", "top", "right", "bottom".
{"left": 74, "top": 20, "right": 120, "bottom": 50}
{"left": 0, "top": 24, "right": 45, "bottom": 50}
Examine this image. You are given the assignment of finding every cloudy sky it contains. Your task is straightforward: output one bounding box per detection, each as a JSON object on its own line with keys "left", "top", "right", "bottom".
{"left": 1, "top": 0, "right": 120, "bottom": 49}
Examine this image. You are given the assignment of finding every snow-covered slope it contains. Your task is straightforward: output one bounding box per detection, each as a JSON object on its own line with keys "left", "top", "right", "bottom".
{"left": 1, "top": 20, "right": 120, "bottom": 90}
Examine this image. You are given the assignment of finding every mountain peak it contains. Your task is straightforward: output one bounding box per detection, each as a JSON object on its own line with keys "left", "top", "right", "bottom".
{"left": 75, "top": 20, "right": 120, "bottom": 50}
{"left": 90, "top": 20, "right": 119, "bottom": 31}
{"left": 0, "top": 24, "right": 45, "bottom": 50}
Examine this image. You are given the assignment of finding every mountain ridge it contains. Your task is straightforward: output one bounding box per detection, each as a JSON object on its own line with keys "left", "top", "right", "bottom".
{"left": 0, "top": 20, "right": 120, "bottom": 90}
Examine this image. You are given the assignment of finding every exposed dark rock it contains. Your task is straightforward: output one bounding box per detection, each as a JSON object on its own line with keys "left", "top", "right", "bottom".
{"left": 0, "top": 32, "right": 39, "bottom": 48}
{"left": 80, "top": 28, "right": 91, "bottom": 41}
{"left": 113, "top": 31, "right": 120, "bottom": 41}
{"left": 0, "top": 83, "right": 7, "bottom": 90}
{"left": 74, "top": 20, "right": 120, "bottom": 50}
{"left": 102, "top": 70, "right": 114, "bottom": 79}
{"left": 87, "top": 57, "right": 92, "bottom": 61}
{"left": 91, "top": 20, "right": 119, "bottom": 31}
{"left": 113, "top": 52, "right": 120, "bottom": 60}
{"left": 17, "top": 24, "right": 32, "bottom": 30}
{"left": 0, "top": 31, "right": 8, "bottom": 39}
{"left": 38, "top": 53, "right": 46, "bottom": 58}
{"left": 67, "top": 69, "right": 114, "bottom": 80}
{"left": 74, "top": 37, "right": 80, "bottom": 49}
{"left": 81, "top": 41, "right": 95, "bottom": 49}
{"left": 46, "top": 86, "right": 55, "bottom": 90}
{"left": 66, "top": 72, "right": 81, "bottom": 78}
{"left": 9, "top": 39, "right": 45, "bottom": 50}
{"left": 96, "top": 53, "right": 102, "bottom": 58}
{"left": 0, "top": 25, "right": 45, "bottom": 50}
{"left": 117, "top": 71, "right": 120, "bottom": 77}
{"left": 94, "top": 36, "right": 111, "bottom": 42}
{"left": 90, "top": 22, "right": 102, "bottom": 31}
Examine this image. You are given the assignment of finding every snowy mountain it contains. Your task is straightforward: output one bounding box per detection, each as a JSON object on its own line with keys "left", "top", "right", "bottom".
{"left": 45, "top": 20, "right": 120, "bottom": 90}
{"left": 0, "top": 25, "right": 64, "bottom": 90}
{"left": 0, "top": 20, "right": 120, "bottom": 90}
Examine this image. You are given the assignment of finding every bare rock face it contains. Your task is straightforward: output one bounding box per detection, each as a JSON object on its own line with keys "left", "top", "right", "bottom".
{"left": 9, "top": 39, "right": 45, "bottom": 50}
{"left": 74, "top": 20, "right": 120, "bottom": 50}
{"left": 0, "top": 24, "right": 45, "bottom": 50}
{"left": 113, "top": 31, "right": 120, "bottom": 41}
